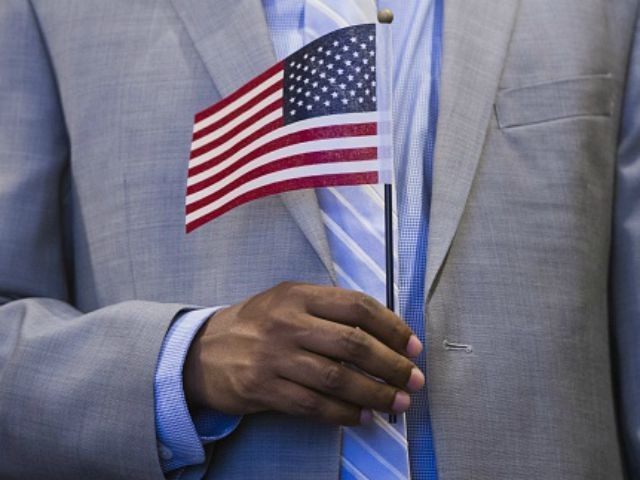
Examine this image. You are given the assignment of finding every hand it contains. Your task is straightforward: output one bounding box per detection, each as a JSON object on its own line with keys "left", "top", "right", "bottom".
{"left": 183, "top": 282, "right": 425, "bottom": 426}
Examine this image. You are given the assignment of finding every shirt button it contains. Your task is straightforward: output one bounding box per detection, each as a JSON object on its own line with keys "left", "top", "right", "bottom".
{"left": 158, "top": 443, "right": 173, "bottom": 461}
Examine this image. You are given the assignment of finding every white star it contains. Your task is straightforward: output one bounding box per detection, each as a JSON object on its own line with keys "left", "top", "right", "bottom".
{"left": 290, "top": 61, "right": 296, "bottom": 67}
{"left": 341, "top": 98, "right": 349, "bottom": 105}
{"left": 321, "top": 86, "right": 328, "bottom": 92}
{"left": 289, "top": 73, "right": 295, "bottom": 79}
{"left": 296, "top": 63, "right": 302, "bottom": 69}
{"left": 306, "top": 104, "right": 313, "bottom": 110}
{"left": 350, "top": 36, "right": 357, "bottom": 43}
{"left": 337, "top": 68, "right": 344, "bottom": 75}
{"left": 318, "top": 46, "right": 324, "bottom": 52}
{"left": 333, "top": 40, "right": 339, "bottom": 47}
{"left": 372, "top": 96, "right": 377, "bottom": 102}
{"left": 371, "top": 66, "right": 376, "bottom": 72}
{"left": 325, "top": 49, "right": 332, "bottom": 56}
{"left": 349, "top": 90, "right": 356, "bottom": 96}
{"left": 372, "top": 80, "right": 377, "bottom": 86}
{"left": 369, "top": 50, "right": 375, "bottom": 56}
{"left": 331, "top": 91, "right": 339, "bottom": 98}
{"left": 303, "top": 66, "right": 309, "bottom": 72}
{"left": 319, "top": 72, "right": 327, "bottom": 79}
{"left": 319, "top": 59, "right": 324, "bottom": 65}
{"left": 296, "top": 87, "right": 302, "bottom": 93}
{"left": 305, "top": 91, "right": 311, "bottom": 97}
{"left": 310, "top": 56, "right": 316, "bottom": 62}
{"left": 311, "top": 69, "right": 317, "bottom": 75}
{"left": 363, "top": 58, "right": 369, "bottom": 65}
{"left": 314, "top": 95, "right": 320, "bottom": 101}
{"left": 358, "top": 97, "right": 364, "bottom": 103}
{"left": 335, "top": 54, "right": 342, "bottom": 61}
{"left": 329, "top": 77, "right": 336, "bottom": 84}
{"left": 365, "top": 88, "right": 371, "bottom": 95}
{"left": 312, "top": 81, "right": 319, "bottom": 88}
{"left": 304, "top": 78, "right": 309, "bottom": 84}
{"left": 368, "top": 35, "right": 374, "bottom": 41}
{"left": 339, "top": 83, "right": 346, "bottom": 89}
{"left": 297, "top": 100, "right": 303, "bottom": 106}
{"left": 303, "top": 54, "right": 308, "bottom": 59}
{"left": 355, "top": 66, "right": 361, "bottom": 73}
{"left": 343, "top": 45, "right": 349, "bottom": 51}
{"left": 345, "top": 60, "right": 352, "bottom": 66}
{"left": 324, "top": 100, "right": 331, "bottom": 107}
{"left": 290, "top": 109, "right": 296, "bottom": 115}
{"left": 289, "top": 85, "right": 295, "bottom": 91}
{"left": 353, "top": 51, "right": 359, "bottom": 58}
{"left": 360, "top": 43, "right": 367, "bottom": 50}
{"left": 296, "top": 75, "right": 302, "bottom": 81}
{"left": 289, "top": 97, "right": 296, "bottom": 103}
{"left": 347, "top": 74, "right": 354, "bottom": 81}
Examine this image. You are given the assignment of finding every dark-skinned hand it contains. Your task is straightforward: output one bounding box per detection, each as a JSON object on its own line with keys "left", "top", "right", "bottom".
{"left": 183, "top": 282, "right": 425, "bottom": 426}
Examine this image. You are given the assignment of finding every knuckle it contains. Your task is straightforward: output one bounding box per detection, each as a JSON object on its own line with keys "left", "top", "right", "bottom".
{"left": 322, "top": 364, "right": 345, "bottom": 391}
{"left": 391, "top": 355, "right": 412, "bottom": 384}
{"left": 351, "top": 292, "right": 378, "bottom": 318}
{"left": 293, "top": 391, "right": 321, "bottom": 416}
{"left": 341, "top": 327, "right": 370, "bottom": 360}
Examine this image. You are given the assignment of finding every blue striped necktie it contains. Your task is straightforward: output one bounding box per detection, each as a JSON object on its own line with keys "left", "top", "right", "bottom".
{"left": 304, "top": 1, "right": 411, "bottom": 479}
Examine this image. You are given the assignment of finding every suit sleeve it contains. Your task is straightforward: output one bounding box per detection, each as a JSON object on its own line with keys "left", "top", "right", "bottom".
{"left": 0, "top": 2, "right": 187, "bottom": 478}
{"left": 612, "top": 5, "right": 640, "bottom": 478}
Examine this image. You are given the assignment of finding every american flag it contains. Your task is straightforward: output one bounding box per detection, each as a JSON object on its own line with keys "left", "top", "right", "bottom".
{"left": 185, "top": 24, "right": 391, "bottom": 233}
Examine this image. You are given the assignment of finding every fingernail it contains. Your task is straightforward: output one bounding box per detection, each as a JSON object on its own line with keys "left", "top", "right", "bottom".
{"left": 360, "top": 409, "right": 373, "bottom": 424}
{"left": 406, "top": 367, "right": 425, "bottom": 392}
{"left": 392, "top": 391, "right": 411, "bottom": 413}
{"left": 405, "top": 335, "right": 423, "bottom": 357}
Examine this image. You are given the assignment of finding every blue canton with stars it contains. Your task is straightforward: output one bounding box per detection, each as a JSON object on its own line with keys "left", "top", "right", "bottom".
{"left": 283, "top": 24, "right": 377, "bottom": 125}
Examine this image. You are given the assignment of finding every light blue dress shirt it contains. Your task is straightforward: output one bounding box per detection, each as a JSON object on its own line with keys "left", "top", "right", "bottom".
{"left": 154, "top": 0, "right": 442, "bottom": 477}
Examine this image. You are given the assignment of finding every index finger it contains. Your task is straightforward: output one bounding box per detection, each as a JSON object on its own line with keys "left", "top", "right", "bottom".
{"left": 295, "top": 284, "right": 422, "bottom": 356}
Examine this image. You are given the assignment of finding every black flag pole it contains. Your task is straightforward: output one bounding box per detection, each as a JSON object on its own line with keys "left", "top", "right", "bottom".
{"left": 384, "top": 184, "right": 395, "bottom": 313}
{"left": 378, "top": 8, "right": 395, "bottom": 314}
{"left": 378, "top": 8, "right": 398, "bottom": 425}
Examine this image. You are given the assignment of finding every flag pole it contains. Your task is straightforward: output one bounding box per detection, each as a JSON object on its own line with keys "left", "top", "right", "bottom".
{"left": 378, "top": 8, "right": 395, "bottom": 313}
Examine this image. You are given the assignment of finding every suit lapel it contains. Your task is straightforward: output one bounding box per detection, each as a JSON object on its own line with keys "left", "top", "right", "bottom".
{"left": 169, "top": 0, "right": 336, "bottom": 281}
{"left": 425, "top": 0, "right": 521, "bottom": 296}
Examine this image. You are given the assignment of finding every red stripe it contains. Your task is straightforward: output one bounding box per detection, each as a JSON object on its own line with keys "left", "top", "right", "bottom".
{"left": 190, "top": 99, "right": 283, "bottom": 160}
{"left": 186, "top": 147, "right": 377, "bottom": 214}
{"left": 194, "top": 62, "right": 284, "bottom": 123}
{"left": 187, "top": 122, "right": 377, "bottom": 195}
{"left": 189, "top": 117, "right": 284, "bottom": 176}
{"left": 186, "top": 172, "right": 379, "bottom": 233}
{"left": 192, "top": 79, "right": 284, "bottom": 142}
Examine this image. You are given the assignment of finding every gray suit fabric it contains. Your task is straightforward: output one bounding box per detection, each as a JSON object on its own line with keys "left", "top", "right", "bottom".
{"left": 0, "top": 0, "right": 638, "bottom": 479}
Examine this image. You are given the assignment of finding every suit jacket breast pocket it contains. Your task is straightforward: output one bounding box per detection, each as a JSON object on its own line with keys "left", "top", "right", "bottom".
{"left": 495, "top": 74, "right": 614, "bottom": 129}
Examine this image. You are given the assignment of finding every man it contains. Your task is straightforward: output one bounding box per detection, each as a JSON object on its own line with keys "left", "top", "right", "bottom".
{"left": 0, "top": 0, "right": 638, "bottom": 479}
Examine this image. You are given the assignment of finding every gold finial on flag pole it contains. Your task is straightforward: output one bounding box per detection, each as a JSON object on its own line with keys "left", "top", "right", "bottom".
{"left": 377, "top": 8, "right": 394, "bottom": 24}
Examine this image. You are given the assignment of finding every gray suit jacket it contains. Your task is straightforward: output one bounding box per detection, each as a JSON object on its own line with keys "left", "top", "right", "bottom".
{"left": 0, "top": 0, "right": 638, "bottom": 479}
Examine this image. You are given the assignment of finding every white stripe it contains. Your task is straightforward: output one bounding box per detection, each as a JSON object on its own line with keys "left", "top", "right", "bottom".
{"left": 188, "top": 111, "right": 377, "bottom": 181}
{"left": 340, "top": 457, "right": 369, "bottom": 480}
{"left": 193, "top": 70, "right": 284, "bottom": 133}
{"left": 334, "top": 263, "right": 366, "bottom": 292}
{"left": 190, "top": 109, "right": 283, "bottom": 169}
{"left": 364, "top": 184, "right": 398, "bottom": 222}
{"left": 186, "top": 160, "right": 379, "bottom": 225}
{"left": 372, "top": 412, "right": 410, "bottom": 447}
{"left": 343, "top": 429, "right": 406, "bottom": 480}
{"left": 321, "top": 212, "right": 386, "bottom": 283}
{"left": 187, "top": 136, "right": 378, "bottom": 204}
{"left": 327, "top": 187, "right": 385, "bottom": 245}
{"left": 191, "top": 90, "right": 282, "bottom": 151}
{"left": 306, "top": 0, "right": 351, "bottom": 28}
